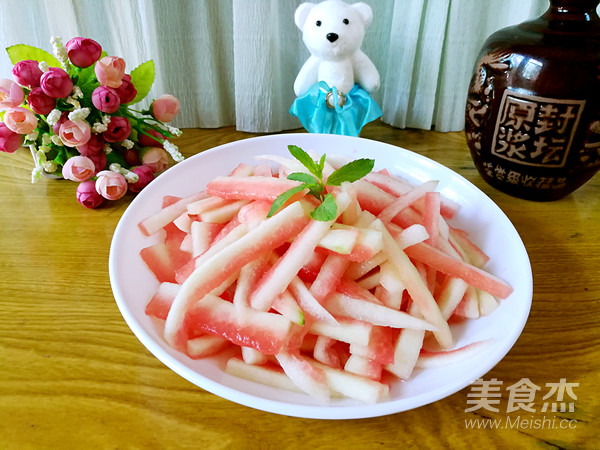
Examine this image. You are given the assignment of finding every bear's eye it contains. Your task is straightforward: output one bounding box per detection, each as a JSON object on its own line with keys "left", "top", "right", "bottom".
{"left": 316, "top": 20, "right": 322, "bottom": 26}
{"left": 343, "top": 18, "right": 349, "bottom": 25}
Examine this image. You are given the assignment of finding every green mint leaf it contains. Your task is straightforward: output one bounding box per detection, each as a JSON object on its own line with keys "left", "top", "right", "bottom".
{"left": 317, "top": 154, "right": 326, "bottom": 178}
{"left": 128, "top": 60, "right": 155, "bottom": 105}
{"left": 286, "top": 172, "right": 324, "bottom": 200}
{"left": 288, "top": 145, "right": 320, "bottom": 177}
{"left": 287, "top": 172, "right": 320, "bottom": 185}
{"left": 267, "top": 184, "right": 308, "bottom": 218}
{"left": 6, "top": 44, "right": 61, "bottom": 67}
{"left": 326, "top": 158, "right": 375, "bottom": 186}
{"left": 310, "top": 193, "right": 337, "bottom": 221}
{"left": 307, "top": 184, "right": 325, "bottom": 200}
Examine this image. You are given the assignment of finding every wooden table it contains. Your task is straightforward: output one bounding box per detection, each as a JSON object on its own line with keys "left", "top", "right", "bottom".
{"left": 1, "top": 123, "right": 598, "bottom": 449}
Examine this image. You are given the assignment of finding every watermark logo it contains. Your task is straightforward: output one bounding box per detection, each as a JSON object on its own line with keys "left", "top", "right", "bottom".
{"left": 465, "top": 415, "right": 578, "bottom": 431}
{"left": 464, "top": 378, "right": 579, "bottom": 430}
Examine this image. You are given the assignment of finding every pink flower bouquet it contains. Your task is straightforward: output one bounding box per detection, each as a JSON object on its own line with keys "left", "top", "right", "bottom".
{"left": 0, "top": 36, "right": 183, "bottom": 208}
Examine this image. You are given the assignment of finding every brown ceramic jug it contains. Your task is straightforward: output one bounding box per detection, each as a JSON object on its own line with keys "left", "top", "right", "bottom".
{"left": 465, "top": 0, "right": 600, "bottom": 201}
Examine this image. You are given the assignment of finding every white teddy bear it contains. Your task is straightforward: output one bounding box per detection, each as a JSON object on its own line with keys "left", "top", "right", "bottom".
{"left": 290, "top": 0, "right": 382, "bottom": 135}
{"left": 293, "top": 0, "right": 380, "bottom": 98}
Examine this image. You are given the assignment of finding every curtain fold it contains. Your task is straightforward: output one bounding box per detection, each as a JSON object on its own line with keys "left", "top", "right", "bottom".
{"left": 0, "top": 0, "right": 561, "bottom": 133}
{"left": 432, "top": 0, "right": 550, "bottom": 131}
{"left": 232, "top": 0, "right": 300, "bottom": 132}
{"left": 380, "top": 0, "right": 452, "bottom": 130}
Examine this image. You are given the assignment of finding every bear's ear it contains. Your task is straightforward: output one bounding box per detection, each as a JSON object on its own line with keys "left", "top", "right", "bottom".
{"left": 351, "top": 2, "right": 373, "bottom": 28}
{"left": 295, "top": 2, "right": 315, "bottom": 29}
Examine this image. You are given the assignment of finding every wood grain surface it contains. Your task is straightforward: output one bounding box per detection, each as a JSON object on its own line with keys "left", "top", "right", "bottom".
{"left": 0, "top": 123, "right": 598, "bottom": 449}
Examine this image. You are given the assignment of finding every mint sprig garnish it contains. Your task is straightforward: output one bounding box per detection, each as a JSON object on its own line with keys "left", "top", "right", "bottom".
{"left": 268, "top": 145, "right": 375, "bottom": 221}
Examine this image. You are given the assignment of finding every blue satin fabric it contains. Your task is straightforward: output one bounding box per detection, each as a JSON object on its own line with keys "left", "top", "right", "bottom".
{"left": 289, "top": 81, "right": 382, "bottom": 136}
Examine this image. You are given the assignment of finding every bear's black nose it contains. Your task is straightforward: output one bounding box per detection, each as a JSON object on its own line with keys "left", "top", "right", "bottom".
{"left": 326, "top": 33, "right": 338, "bottom": 43}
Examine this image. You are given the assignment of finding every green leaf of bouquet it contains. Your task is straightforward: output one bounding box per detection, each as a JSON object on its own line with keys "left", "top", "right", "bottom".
{"left": 76, "top": 65, "right": 100, "bottom": 98}
{"left": 326, "top": 158, "right": 375, "bottom": 186}
{"left": 267, "top": 184, "right": 308, "bottom": 218}
{"left": 310, "top": 193, "right": 337, "bottom": 222}
{"left": 288, "top": 145, "right": 319, "bottom": 177}
{"left": 128, "top": 60, "right": 155, "bottom": 105}
{"left": 53, "top": 147, "right": 69, "bottom": 166}
{"left": 106, "top": 150, "right": 128, "bottom": 168}
{"left": 6, "top": 44, "right": 61, "bottom": 67}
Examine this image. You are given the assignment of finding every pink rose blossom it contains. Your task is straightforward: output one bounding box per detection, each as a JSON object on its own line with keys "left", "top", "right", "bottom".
{"left": 12, "top": 60, "right": 43, "bottom": 88}
{"left": 95, "top": 56, "right": 126, "bottom": 88}
{"left": 62, "top": 155, "right": 96, "bottom": 182}
{"left": 65, "top": 37, "right": 102, "bottom": 68}
{"left": 95, "top": 170, "right": 128, "bottom": 200}
{"left": 40, "top": 67, "right": 73, "bottom": 98}
{"left": 91, "top": 86, "right": 120, "bottom": 113}
{"left": 87, "top": 152, "right": 107, "bottom": 175}
{"left": 152, "top": 94, "right": 180, "bottom": 123}
{"left": 27, "top": 87, "right": 56, "bottom": 115}
{"left": 115, "top": 74, "right": 137, "bottom": 104}
{"left": 123, "top": 148, "right": 140, "bottom": 166}
{"left": 138, "top": 128, "right": 164, "bottom": 147}
{"left": 76, "top": 180, "right": 104, "bottom": 208}
{"left": 103, "top": 116, "right": 131, "bottom": 142}
{"left": 129, "top": 165, "right": 155, "bottom": 193}
{"left": 60, "top": 120, "right": 91, "bottom": 147}
{"left": 0, "top": 122, "right": 24, "bottom": 153}
{"left": 141, "top": 147, "right": 169, "bottom": 173}
{"left": 0, "top": 78, "right": 25, "bottom": 110}
{"left": 52, "top": 111, "right": 69, "bottom": 135}
{"left": 77, "top": 133, "right": 104, "bottom": 156}
{"left": 3, "top": 107, "right": 38, "bottom": 135}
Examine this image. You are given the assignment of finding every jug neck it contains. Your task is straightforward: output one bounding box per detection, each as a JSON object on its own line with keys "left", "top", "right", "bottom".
{"left": 547, "top": 0, "right": 599, "bottom": 16}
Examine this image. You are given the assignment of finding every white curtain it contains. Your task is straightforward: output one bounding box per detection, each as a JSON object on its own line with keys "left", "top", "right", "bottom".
{"left": 0, "top": 0, "right": 557, "bottom": 132}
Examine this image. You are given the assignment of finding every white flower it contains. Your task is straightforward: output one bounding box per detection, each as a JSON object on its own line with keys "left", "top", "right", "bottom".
{"left": 92, "top": 122, "right": 108, "bottom": 133}
{"left": 50, "top": 35, "right": 63, "bottom": 49}
{"left": 72, "top": 86, "right": 83, "bottom": 99}
{"left": 66, "top": 96, "right": 81, "bottom": 109}
{"left": 30, "top": 145, "right": 44, "bottom": 183}
{"left": 68, "top": 107, "right": 91, "bottom": 121}
{"left": 42, "top": 133, "right": 53, "bottom": 146}
{"left": 167, "top": 125, "right": 182, "bottom": 137}
{"left": 92, "top": 115, "right": 112, "bottom": 134}
{"left": 124, "top": 171, "right": 139, "bottom": 183}
{"left": 31, "top": 166, "right": 43, "bottom": 183}
{"left": 163, "top": 140, "right": 184, "bottom": 162}
{"left": 89, "top": 116, "right": 113, "bottom": 134}
{"left": 110, "top": 163, "right": 139, "bottom": 183}
{"left": 46, "top": 109, "right": 62, "bottom": 126}
{"left": 26, "top": 130, "right": 39, "bottom": 142}
{"left": 50, "top": 36, "right": 70, "bottom": 71}
{"left": 36, "top": 150, "right": 47, "bottom": 162}
{"left": 42, "top": 160, "right": 58, "bottom": 173}
{"left": 39, "top": 145, "right": 52, "bottom": 154}
{"left": 103, "top": 144, "right": 113, "bottom": 154}
{"left": 51, "top": 134, "right": 64, "bottom": 146}
{"left": 38, "top": 61, "right": 50, "bottom": 73}
{"left": 121, "top": 139, "right": 134, "bottom": 150}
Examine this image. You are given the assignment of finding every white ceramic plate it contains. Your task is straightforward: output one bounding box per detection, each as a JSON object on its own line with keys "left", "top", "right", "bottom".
{"left": 109, "top": 133, "right": 532, "bottom": 419}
